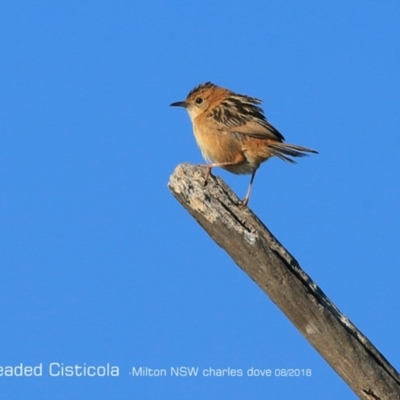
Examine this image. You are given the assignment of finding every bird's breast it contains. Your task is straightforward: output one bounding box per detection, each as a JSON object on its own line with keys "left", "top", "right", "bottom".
{"left": 192, "top": 125, "right": 235, "bottom": 162}
{"left": 192, "top": 125, "right": 258, "bottom": 174}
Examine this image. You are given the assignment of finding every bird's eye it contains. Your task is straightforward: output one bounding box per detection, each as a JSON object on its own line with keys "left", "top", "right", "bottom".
{"left": 195, "top": 97, "right": 203, "bottom": 105}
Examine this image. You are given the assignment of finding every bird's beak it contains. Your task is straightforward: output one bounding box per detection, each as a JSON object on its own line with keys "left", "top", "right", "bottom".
{"left": 170, "top": 101, "right": 187, "bottom": 108}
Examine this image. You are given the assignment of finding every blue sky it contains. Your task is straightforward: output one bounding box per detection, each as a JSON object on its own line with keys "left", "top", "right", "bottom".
{"left": 1, "top": 2, "right": 399, "bottom": 399}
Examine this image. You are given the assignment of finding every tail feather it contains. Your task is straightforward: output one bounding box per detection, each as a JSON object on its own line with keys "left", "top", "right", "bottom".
{"left": 268, "top": 142, "right": 318, "bottom": 163}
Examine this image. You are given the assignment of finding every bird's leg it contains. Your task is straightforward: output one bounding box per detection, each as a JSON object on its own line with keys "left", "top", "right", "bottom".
{"left": 241, "top": 170, "right": 257, "bottom": 207}
{"left": 203, "top": 165, "right": 212, "bottom": 185}
{"left": 198, "top": 155, "right": 245, "bottom": 187}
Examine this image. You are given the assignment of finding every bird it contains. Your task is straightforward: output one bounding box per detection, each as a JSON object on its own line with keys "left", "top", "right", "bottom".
{"left": 170, "top": 82, "right": 318, "bottom": 206}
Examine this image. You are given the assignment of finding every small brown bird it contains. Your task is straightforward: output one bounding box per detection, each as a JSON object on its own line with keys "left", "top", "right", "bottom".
{"left": 170, "top": 82, "right": 317, "bottom": 206}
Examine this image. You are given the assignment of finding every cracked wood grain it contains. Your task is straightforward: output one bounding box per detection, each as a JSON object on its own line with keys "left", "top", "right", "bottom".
{"left": 168, "top": 163, "right": 400, "bottom": 400}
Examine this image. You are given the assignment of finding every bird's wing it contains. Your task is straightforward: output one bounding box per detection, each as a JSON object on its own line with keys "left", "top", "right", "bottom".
{"left": 209, "top": 94, "right": 285, "bottom": 142}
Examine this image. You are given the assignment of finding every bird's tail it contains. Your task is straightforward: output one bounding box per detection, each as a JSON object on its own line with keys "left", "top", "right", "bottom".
{"left": 268, "top": 142, "right": 318, "bottom": 164}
